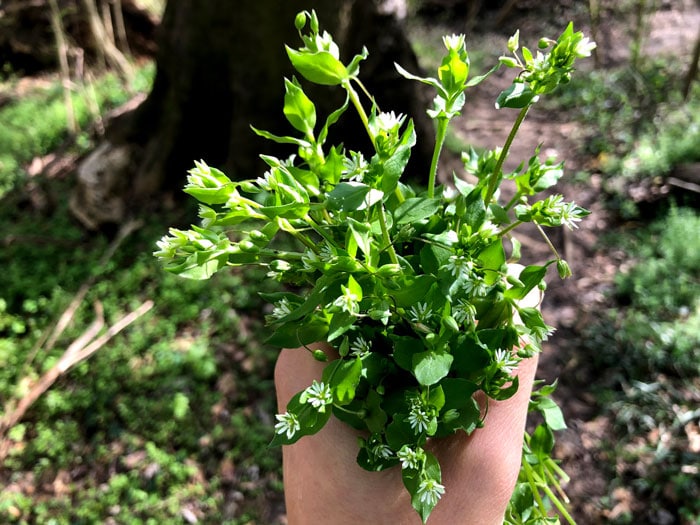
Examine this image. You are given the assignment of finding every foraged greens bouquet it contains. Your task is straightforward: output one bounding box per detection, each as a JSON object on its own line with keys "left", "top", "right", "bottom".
{"left": 156, "top": 11, "right": 594, "bottom": 524}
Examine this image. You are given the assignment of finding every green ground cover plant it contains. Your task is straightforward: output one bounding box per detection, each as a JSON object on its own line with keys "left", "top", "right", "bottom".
{"left": 0, "top": 192, "right": 284, "bottom": 523}
{"left": 584, "top": 206, "right": 700, "bottom": 523}
{"left": 157, "top": 11, "right": 594, "bottom": 523}
{"left": 0, "top": 64, "right": 154, "bottom": 198}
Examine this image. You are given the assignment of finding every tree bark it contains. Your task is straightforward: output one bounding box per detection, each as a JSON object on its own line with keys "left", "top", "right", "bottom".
{"left": 71, "top": 0, "right": 433, "bottom": 228}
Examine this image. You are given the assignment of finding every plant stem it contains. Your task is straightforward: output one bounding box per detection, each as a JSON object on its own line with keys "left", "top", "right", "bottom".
{"left": 540, "top": 482, "right": 577, "bottom": 525}
{"left": 534, "top": 223, "right": 562, "bottom": 261}
{"left": 378, "top": 205, "right": 400, "bottom": 265}
{"left": 428, "top": 118, "right": 449, "bottom": 198}
{"left": 484, "top": 105, "right": 530, "bottom": 204}
{"left": 344, "top": 80, "right": 375, "bottom": 149}
{"left": 522, "top": 462, "right": 548, "bottom": 517}
{"left": 498, "top": 220, "right": 524, "bottom": 238}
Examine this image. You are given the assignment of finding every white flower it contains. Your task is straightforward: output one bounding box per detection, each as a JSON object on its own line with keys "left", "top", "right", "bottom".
{"left": 270, "top": 298, "right": 293, "bottom": 320}
{"left": 342, "top": 151, "right": 369, "bottom": 181}
{"left": 374, "top": 111, "right": 405, "bottom": 135}
{"left": 397, "top": 446, "right": 421, "bottom": 470}
{"left": 350, "top": 335, "right": 372, "bottom": 357}
{"left": 408, "top": 302, "right": 433, "bottom": 324}
{"left": 255, "top": 171, "right": 273, "bottom": 191}
{"left": 372, "top": 443, "right": 393, "bottom": 460}
{"left": 478, "top": 220, "right": 499, "bottom": 238}
{"left": 274, "top": 412, "right": 300, "bottom": 440}
{"left": 494, "top": 348, "right": 520, "bottom": 375}
{"left": 300, "top": 380, "right": 333, "bottom": 412}
{"left": 407, "top": 398, "right": 431, "bottom": 434}
{"left": 442, "top": 33, "right": 465, "bottom": 53}
{"left": 574, "top": 36, "right": 597, "bottom": 58}
{"left": 452, "top": 299, "right": 476, "bottom": 325}
{"left": 333, "top": 287, "right": 360, "bottom": 314}
{"left": 445, "top": 255, "right": 473, "bottom": 280}
{"left": 417, "top": 478, "right": 446, "bottom": 507}
{"left": 560, "top": 201, "right": 584, "bottom": 230}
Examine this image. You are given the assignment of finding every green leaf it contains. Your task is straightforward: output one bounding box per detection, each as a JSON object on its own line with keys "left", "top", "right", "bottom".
{"left": 265, "top": 318, "right": 328, "bottom": 348}
{"left": 391, "top": 335, "right": 422, "bottom": 373}
{"left": 534, "top": 397, "right": 567, "bottom": 431}
{"left": 286, "top": 47, "right": 348, "bottom": 85}
{"left": 381, "top": 120, "right": 416, "bottom": 195}
{"left": 463, "top": 185, "right": 486, "bottom": 230}
{"left": 465, "top": 63, "right": 500, "bottom": 87}
{"left": 183, "top": 183, "right": 236, "bottom": 206}
{"left": 530, "top": 424, "right": 555, "bottom": 460}
{"left": 412, "top": 349, "right": 453, "bottom": 386}
{"left": 328, "top": 311, "right": 357, "bottom": 341}
{"left": 391, "top": 275, "right": 436, "bottom": 308}
{"left": 250, "top": 125, "right": 310, "bottom": 147}
{"left": 496, "top": 82, "right": 537, "bottom": 109}
{"left": 450, "top": 335, "right": 491, "bottom": 378}
{"left": 394, "top": 197, "right": 441, "bottom": 225}
{"left": 283, "top": 77, "right": 316, "bottom": 135}
{"left": 435, "top": 378, "right": 480, "bottom": 436}
{"left": 318, "top": 94, "right": 350, "bottom": 146}
{"left": 322, "top": 357, "right": 363, "bottom": 405}
{"left": 505, "top": 265, "right": 547, "bottom": 300}
{"left": 427, "top": 385, "right": 445, "bottom": 412}
{"left": 347, "top": 218, "right": 372, "bottom": 257}
{"left": 477, "top": 240, "right": 505, "bottom": 283}
{"left": 327, "top": 182, "right": 383, "bottom": 212}
{"left": 364, "top": 389, "right": 389, "bottom": 434}
{"left": 394, "top": 63, "right": 444, "bottom": 97}
{"left": 517, "top": 306, "right": 553, "bottom": 340}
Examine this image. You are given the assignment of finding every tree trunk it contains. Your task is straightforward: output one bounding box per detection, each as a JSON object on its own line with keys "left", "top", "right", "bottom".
{"left": 70, "top": 0, "right": 433, "bottom": 228}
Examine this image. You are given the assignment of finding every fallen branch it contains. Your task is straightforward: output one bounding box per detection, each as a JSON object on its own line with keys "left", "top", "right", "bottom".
{"left": 0, "top": 299, "right": 154, "bottom": 461}
{"left": 27, "top": 218, "right": 142, "bottom": 367}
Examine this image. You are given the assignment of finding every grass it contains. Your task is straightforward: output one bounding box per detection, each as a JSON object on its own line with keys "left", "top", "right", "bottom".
{"left": 0, "top": 185, "right": 286, "bottom": 523}
{"left": 583, "top": 206, "right": 700, "bottom": 523}
{"left": 0, "top": 63, "right": 154, "bottom": 198}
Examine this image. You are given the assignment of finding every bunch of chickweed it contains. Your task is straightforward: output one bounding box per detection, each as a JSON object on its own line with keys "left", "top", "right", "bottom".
{"left": 155, "top": 11, "right": 593, "bottom": 524}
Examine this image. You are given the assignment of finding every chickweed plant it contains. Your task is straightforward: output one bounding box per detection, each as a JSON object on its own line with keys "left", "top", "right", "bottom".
{"left": 156, "top": 11, "right": 594, "bottom": 523}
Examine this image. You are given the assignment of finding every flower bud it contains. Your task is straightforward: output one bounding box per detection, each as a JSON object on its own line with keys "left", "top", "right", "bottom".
{"left": 376, "top": 264, "right": 402, "bottom": 278}
{"left": 249, "top": 230, "right": 269, "bottom": 242}
{"left": 312, "top": 349, "right": 328, "bottom": 362}
{"left": 238, "top": 240, "right": 260, "bottom": 253}
{"left": 294, "top": 11, "right": 307, "bottom": 31}
{"left": 557, "top": 259, "right": 572, "bottom": 279}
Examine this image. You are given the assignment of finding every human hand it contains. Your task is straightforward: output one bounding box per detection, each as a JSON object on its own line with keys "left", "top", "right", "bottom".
{"left": 275, "top": 344, "right": 538, "bottom": 525}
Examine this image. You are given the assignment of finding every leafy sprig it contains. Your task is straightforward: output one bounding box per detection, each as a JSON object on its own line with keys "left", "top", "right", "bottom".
{"left": 155, "top": 11, "right": 593, "bottom": 523}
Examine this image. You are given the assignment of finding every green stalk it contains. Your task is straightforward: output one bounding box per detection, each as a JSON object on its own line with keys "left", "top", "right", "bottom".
{"left": 484, "top": 105, "right": 530, "bottom": 205}
{"left": 539, "top": 481, "right": 577, "bottom": 525}
{"left": 378, "top": 205, "right": 400, "bottom": 265}
{"left": 522, "top": 461, "right": 548, "bottom": 517}
{"left": 305, "top": 214, "right": 338, "bottom": 248}
{"left": 428, "top": 118, "right": 449, "bottom": 198}
{"left": 498, "top": 220, "right": 524, "bottom": 238}
{"left": 534, "top": 223, "right": 563, "bottom": 261}
{"left": 344, "top": 80, "right": 375, "bottom": 149}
